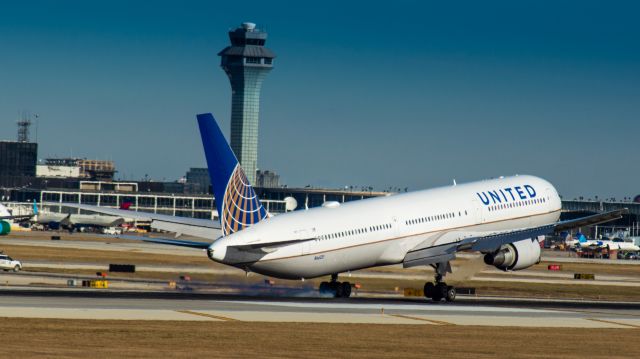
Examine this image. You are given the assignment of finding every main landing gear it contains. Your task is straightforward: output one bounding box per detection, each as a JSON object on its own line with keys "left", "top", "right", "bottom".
{"left": 424, "top": 262, "right": 456, "bottom": 302}
{"left": 319, "top": 273, "right": 352, "bottom": 298}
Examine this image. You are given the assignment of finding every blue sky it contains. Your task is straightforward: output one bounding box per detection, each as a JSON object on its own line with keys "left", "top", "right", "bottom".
{"left": 0, "top": 1, "right": 638, "bottom": 198}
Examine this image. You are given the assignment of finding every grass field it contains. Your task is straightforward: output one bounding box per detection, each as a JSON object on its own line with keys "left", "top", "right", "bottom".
{"left": 2, "top": 318, "right": 637, "bottom": 358}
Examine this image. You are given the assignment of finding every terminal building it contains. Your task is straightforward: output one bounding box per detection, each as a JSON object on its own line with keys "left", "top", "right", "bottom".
{"left": 185, "top": 168, "right": 211, "bottom": 194}
{"left": 0, "top": 141, "right": 38, "bottom": 188}
{"left": 36, "top": 158, "right": 116, "bottom": 181}
{"left": 256, "top": 169, "right": 280, "bottom": 188}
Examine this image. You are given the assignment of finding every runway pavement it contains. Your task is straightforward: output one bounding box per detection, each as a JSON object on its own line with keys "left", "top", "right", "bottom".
{"left": 0, "top": 288, "right": 638, "bottom": 328}
{"left": 2, "top": 233, "right": 639, "bottom": 328}
{"left": 12, "top": 260, "right": 640, "bottom": 288}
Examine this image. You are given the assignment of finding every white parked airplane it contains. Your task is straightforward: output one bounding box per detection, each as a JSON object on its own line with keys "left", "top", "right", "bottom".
{"left": 34, "top": 211, "right": 125, "bottom": 229}
{"left": 0, "top": 201, "right": 38, "bottom": 235}
{"left": 66, "top": 113, "right": 627, "bottom": 301}
{"left": 569, "top": 233, "right": 640, "bottom": 252}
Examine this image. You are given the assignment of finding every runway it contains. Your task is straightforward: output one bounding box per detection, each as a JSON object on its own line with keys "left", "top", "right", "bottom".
{"left": 0, "top": 289, "right": 638, "bottom": 328}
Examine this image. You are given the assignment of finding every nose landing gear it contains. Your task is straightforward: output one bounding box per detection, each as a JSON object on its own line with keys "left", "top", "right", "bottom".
{"left": 423, "top": 262, "right": 456, "bottom": 302}
{"left": 319, "top": 274, "right": 352, "bottom": 298}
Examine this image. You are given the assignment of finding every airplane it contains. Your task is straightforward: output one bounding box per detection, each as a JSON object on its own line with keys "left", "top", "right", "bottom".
{"left": 601, "top": 238, "right": 640, "bottom": 251}
{"left": 0, "top": 200, "right": 38, "bottom": 235}
{"left": 568, "top": 233, "right": 640, "bottom": 252}
{"left": 64, "top": 113, "right": 628, "bottom": 302}
{"left": 568, "top": 232, "right": 604, "bottom": 249}
{"left": 34, "top": 210, "right": 126, "bottom": 230}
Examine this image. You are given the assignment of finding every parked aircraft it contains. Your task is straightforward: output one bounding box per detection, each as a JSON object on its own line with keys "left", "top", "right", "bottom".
{"left": 0, "top": 201, "right": 37, "bottom": 235}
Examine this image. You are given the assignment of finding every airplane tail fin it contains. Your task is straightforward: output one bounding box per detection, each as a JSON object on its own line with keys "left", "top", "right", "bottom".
{"left": 196, "top": 113, "right": 268, "bottom": 236}
{"left": 33, "top": 199, "right": 38, "bottom": 215}
{"left": 577, "top": 233, "right": 587, "bottom": 243}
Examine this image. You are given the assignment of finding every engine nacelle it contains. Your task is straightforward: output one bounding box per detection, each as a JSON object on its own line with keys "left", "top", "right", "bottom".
{"left": 0, "top": 221, "right": 10, "bottom": 235}
{"left": 484, "top": 238, "right": 541, "bottom": 271}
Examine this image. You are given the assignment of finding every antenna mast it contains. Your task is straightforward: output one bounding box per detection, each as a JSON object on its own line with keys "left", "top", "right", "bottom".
{"left": 17, "top": 111, "right": 32, "bottom": 142}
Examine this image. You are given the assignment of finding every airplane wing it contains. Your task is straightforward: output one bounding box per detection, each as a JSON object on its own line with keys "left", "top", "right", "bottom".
{"left": 51, "top": 203, "right": 221, "bottom": 240}
{"left": 554, "top": 208, "right": 628, "bottom": 232}
{"left": 404, "top": 209, "right": 628, "bottom": 268}
{"left": 0, "top": 214, "right": 34, "bottom": 221}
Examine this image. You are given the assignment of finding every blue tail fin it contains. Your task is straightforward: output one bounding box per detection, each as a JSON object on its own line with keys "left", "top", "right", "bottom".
{"left": 197, "top": 113, "right": 268, "bottom": 236}
{"left": 33, "top": 199, "right": 38, "bottom": 215}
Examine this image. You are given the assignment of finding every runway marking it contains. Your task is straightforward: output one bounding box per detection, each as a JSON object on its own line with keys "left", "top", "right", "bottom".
{"left": 176, "top": 310, "right": 238, "bottom": 321}
{"left": 586, "top": 318, "right": 640, "bottom": 329}
{"left": 546, "top": 307, "right": 640, "bottom": 318}
{"left": 390, "top": 314, "right": 454, "bottom": 325}
{"left": 217, "top": 301, "right": 554, "bottom": 313}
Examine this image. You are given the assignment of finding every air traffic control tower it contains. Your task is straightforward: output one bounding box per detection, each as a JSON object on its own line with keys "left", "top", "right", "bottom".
{"left": 218, "top": 22, "right": 275, "bottom": 184}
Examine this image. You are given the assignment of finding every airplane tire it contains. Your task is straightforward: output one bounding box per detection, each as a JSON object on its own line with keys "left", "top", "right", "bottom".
{"left": 319, "top": 281, "right": 330, "bottom": 295}
{"left": 334, "top": 282, "right": 344, "bottom": 298}
{"left": 432, "top": 283, "right": 447, "bottom": 302}
{"left": 341, "top": 282, "right": 352, "bottom": 298}
{"left": 424, "top": 282, "right": 434, "bottom": 298}
{"left": 445, "top": 286, "right": 456, "bottom": 302}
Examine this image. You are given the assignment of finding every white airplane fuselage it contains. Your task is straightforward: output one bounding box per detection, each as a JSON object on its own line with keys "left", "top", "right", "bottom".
{"left": 35, "top": 212, "right": 123, "bottom": 227}
{"left": 209, "top": 175, "right": 562, "bottom": 279}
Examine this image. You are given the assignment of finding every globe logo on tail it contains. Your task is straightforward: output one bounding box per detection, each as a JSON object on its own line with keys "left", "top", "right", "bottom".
{"left": 221, "top": 164, "right": 268, "bottom": 236}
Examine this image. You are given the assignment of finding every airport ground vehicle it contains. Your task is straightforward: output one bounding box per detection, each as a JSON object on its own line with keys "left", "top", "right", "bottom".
{"left": 102, "top": 227, "right": 123, "bottom": 235}
{"left": 0, "top": 254, "right": 22, "bottom": 272}
{"left": 617, "top": 252, "right": 638, "bottom": 260}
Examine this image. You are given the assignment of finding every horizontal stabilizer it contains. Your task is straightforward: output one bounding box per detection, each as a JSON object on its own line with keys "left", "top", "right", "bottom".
{"left": 114, "top": 234, "right": 213, "bottom": 249}
{"left": 229, "top": 238, "right": 316, "bottom": 253}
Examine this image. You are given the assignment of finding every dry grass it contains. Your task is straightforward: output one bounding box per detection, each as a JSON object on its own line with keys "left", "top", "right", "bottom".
{"left": 536, "top": 261, "right": 640, "bottom": 275}
{"left": 460, "top": 280, "right": 640, "bottom": 301}
{"left": 1, "top": 318, "right": 637, "bottom": 359}
{"left": 6, "top": 231, "right": 137, "bottom": 242}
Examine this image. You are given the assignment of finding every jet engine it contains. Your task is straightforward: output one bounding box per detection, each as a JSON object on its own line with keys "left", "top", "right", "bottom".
{"left": 0, "top": 221, "right": 10, "bottom": 235}
{"left": 484, "top": 238, "right": 541, "bottom": 271}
